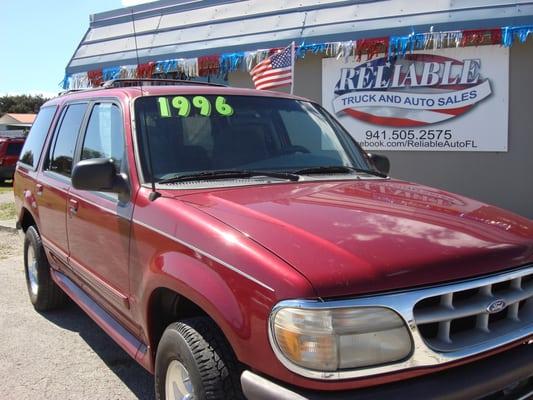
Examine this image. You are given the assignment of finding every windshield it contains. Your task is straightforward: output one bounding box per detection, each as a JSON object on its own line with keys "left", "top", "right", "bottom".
{"left": 134, "top": 95, "right": 370, "bottom": 182}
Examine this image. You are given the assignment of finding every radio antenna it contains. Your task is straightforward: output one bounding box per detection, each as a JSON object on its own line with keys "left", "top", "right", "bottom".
{"left": 131, "top": 9, "right": 160, "bottom": 201}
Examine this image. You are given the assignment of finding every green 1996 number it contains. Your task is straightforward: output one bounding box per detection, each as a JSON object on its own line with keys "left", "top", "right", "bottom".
{"left": 157, "top": 96, "right": 234, "bottom": 117}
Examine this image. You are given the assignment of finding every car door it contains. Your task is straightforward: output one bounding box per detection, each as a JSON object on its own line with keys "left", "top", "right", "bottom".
{"left": 66, "top": 101, "right": 135, "bottom": 329}
{"left": 37, "top": 102, "right": 88, "bottom": 269}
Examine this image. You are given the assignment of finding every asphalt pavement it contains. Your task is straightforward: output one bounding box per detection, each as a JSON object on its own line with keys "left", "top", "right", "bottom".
{"left": 0, "top": 222, "right": 155, "bottom": 399}
{"left": 0, "top": 191, "right": 14, "bottom": 205}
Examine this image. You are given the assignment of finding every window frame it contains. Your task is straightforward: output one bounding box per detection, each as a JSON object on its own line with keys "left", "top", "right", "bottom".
{"left": 17, "top": 105, "right": 58, "bottom": 171}
{"left": 75, "top": 100, "right": 126, "bottom": 172}
{"left": 74, "top": 98, "right": 128, "bottom": 203}
{"left": 43, "top": 101, "right": 90, "bottom": 182}
{"left": 131, "top": 94, "right": 371, "bottom": 187}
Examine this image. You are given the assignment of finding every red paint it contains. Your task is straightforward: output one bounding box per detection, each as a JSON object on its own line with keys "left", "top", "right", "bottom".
{"left": 344, "top": 108, "right": 429, "bottom": 127}
{"left": 183, "top": 179, "right": 533, "bottom": 298}
{"left": 430, "top": 104, "right": 472, "bottom": 116}
{"left": 13, "top": 85, "right": 533, "bottom": 393}
{"left": 0, "top": 136, "right": 25, "bottom": 179}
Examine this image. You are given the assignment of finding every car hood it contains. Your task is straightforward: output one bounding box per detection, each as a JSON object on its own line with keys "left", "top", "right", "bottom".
{"left": 179, "top": 179, "right": 533, "bottom": 298}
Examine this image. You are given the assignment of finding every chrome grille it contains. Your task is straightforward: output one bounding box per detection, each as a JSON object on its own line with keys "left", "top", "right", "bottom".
{"left": 414, "top": 271, "right": 533, "bottom": 352}
{"left": 265, "top": 265, "right": 532, "bottom": 380}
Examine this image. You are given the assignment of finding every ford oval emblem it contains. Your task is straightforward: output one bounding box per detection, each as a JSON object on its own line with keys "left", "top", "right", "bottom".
{"left": 486, "top": 299, "right": 506, "bottom": 314}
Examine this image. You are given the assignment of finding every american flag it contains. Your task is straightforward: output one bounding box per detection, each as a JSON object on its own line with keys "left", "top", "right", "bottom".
{"left": 250, "top": 44, "right": 294, "bottom": 91}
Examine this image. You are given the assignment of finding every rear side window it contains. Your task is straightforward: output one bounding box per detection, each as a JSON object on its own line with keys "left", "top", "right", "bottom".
{"left": 47, "top": 103, "right": 87, "bottom": 177}
{"left": 19, "top": 106, "right": 57, "bottom": 168}
{"left": 6, "top": 143, "right": 24, "bottom": 156}
{"left": 81, "top": 103, "right": 125, "bottom": 171}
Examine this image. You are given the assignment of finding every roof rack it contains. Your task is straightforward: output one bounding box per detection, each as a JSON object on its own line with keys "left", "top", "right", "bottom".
{"left": 58, "top": 89, "right": 86, "bottom": 96}
{"left": 58, "top": 78, "right": 227, "bottom": 97}
{"left": 101, "top": 79, "right": 226, "bottom": 88}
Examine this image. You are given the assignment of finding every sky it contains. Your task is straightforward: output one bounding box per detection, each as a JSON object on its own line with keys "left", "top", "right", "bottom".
{"left": 0, "top": 0, "right": 155, "bottom": 98}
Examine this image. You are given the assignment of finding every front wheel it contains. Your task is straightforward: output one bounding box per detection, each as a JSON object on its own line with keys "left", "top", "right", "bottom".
{"left": 24, "top": 226, "right": 66, "bottom": 311}
{"left": 155, "top": 317, "right": 244, "bottom": 400}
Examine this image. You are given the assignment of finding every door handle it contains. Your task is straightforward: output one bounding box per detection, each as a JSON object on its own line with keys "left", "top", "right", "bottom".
{"left": 69, "top": 199, "right": 79, "bottom": 216}
{"left": 35, "top": 183, "right": 43, "bottom": 196}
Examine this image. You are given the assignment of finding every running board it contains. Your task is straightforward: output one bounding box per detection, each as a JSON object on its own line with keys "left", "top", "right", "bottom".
{"left": 51, "top": 270, "right": 149, "bottom": 369}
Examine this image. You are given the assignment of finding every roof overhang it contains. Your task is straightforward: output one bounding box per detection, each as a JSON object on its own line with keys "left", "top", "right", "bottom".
{"left": 3, "top": 123, "right": 33, "bottom": 127}
{"left": 66, "top": 0, "right": 533, "bottom": 75}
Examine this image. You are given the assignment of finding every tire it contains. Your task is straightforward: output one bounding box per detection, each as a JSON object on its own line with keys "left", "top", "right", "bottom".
{"left": 24, "top": 226, "right": 66, "bottom": 311}
{"left": 155, "top": 317, "right": 245, "bottom": 400}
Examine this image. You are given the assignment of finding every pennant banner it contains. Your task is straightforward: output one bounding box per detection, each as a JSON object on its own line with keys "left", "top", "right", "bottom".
{"left": 502, "top": 25, "right": 533, "bottom": 47}
{"left": 357, "top": 38, "right": 389, "bottom": 61}
{"left": 61, "top": 24, "right": 533, "bottom": 90}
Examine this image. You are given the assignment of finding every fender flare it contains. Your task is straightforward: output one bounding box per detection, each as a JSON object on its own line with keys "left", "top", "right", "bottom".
{"left": 140, "top": 249, "right": 266, "bottom": 361}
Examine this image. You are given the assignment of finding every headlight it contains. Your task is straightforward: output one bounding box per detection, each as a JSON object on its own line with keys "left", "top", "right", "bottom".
{"left": 270, "top": 306, "right": 412, "bottom": 372}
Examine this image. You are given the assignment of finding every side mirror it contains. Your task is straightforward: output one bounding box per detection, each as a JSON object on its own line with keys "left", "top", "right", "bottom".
{"left": 72, "top": 158, "right": 128, "bottom": 194}
{"left": 368, "top": 153, "right": 390, "bottom": 175}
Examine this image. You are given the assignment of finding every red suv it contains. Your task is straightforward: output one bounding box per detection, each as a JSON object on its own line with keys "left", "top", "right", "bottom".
{"left": 0, "top": 136, "right": 25, "bottom": 183}
{"left": 13, "top": 80, "right": 533, "bottom": 400}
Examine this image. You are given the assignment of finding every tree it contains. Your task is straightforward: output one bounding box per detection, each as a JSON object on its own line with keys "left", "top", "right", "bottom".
{"left": 0, "top": 95, "right": 50, "bottom": 116}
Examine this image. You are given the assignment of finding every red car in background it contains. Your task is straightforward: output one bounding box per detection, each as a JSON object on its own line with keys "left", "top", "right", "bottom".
{"left": 0, "top": 135, "right": 25, "bottom": 183}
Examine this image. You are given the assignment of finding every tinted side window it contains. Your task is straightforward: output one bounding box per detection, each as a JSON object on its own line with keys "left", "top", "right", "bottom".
{"left": 19, "top": 106, "right": 57, "bottom": 168}
{"left": 6, "top": 143, "right": 24, "bottom": 156}
{"left": 81, "top": 103, "right": 124, "bottom": 171}
{"left": 48, "top": 103, "right": 87, "bottom": 177}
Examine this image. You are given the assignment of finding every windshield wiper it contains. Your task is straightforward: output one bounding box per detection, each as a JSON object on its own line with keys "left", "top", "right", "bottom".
{"left": 157, "top": 169, "right": 300, "bottom": 184}
{"left": 292, "top": 165, "right": 387, "bottom": 178}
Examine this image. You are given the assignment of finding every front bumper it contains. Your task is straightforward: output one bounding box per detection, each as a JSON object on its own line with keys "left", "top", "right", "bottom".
{"left": 242, "top": 342, "right": 533, "bottom": 400}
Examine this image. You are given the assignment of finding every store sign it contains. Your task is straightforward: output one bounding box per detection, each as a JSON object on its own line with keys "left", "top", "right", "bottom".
{"left": 322, "top": 46, "right": 509, "bottom": 151}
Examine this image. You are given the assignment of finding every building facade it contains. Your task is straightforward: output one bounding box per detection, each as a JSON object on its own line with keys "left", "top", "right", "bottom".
{"left": 64, "top": 0, "right": 533, "bottom": 218}
{"left": 0, "top": 113, "right": 35, "bottom": 136}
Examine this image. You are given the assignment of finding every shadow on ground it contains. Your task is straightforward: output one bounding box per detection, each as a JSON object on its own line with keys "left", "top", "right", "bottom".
{"left": 41, "top": 301, "right": 155, "bottom": 400}
{"left": 6, "top": 175, "right": 153, "bottom": 397}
